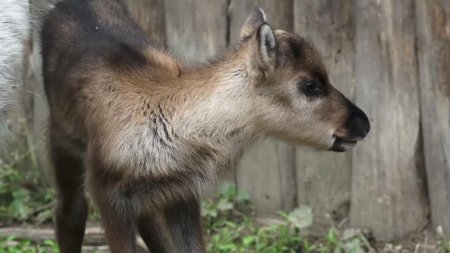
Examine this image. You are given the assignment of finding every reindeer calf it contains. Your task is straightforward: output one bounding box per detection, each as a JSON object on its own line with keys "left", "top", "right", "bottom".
{"left": 42, "top": 1, "right": 370, "bottom": 252}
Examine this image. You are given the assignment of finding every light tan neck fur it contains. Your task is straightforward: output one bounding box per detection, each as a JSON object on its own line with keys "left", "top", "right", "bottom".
{"left": 100, "top": 45, "right": 258, "bottom": 194}
{"left": 175, "top": 52, "right": 256, "bottom": 144}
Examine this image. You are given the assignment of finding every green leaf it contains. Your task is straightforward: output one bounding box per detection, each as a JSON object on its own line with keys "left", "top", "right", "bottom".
{"left": 10, "top": 189, "right": 31, "bottom": 220}
{"left": 242, "top": 236, "right": 256, "bottom": 246}
{"left": 216, "top": 198, "right": 233, "bottom": 211}
{"left": 287, "top": 207, "right": 313, "bottom": 229}
{"left": 327, "top": 228, "right": 338, "bottom": 245}
{"left": 235, "top": 190, "right": 250, "bottom": 202}
{"left": 344, "top": 238, "right": 365, "bottom": 253}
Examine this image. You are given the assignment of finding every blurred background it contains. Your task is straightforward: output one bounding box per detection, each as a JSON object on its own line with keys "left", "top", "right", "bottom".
{"left": 1, "top": 0, "right": 449, "bottom": 251}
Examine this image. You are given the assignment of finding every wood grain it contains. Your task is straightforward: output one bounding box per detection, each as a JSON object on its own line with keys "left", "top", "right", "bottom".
{"left": 126, "top": 0, "right": 166, "bottom": 46}
{"left": 415, "top": 0, "right": 450, "bottom": 237}
{"left": 165, "top": 0, "right": 228, "bottom": 61}
{"left": 350, "top": 0, "right": 428, "bottom": 240}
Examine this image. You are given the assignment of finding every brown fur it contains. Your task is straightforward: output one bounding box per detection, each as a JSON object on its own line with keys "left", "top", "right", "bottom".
{"left": 42, "top": 1, "right": 369, "bottom": 253}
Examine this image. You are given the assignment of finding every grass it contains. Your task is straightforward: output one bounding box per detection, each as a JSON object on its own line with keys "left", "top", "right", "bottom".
{"left": 0, "top": 165, "right": 55, "bottom": 226}
{"left": 0, "top": 130, "right": 55, "bottom": 226}
{"left": 0, "top": 238, "right": 58, "bottom": 253}
{"left": 202, "top": 184, "right": 375, "bottom": 253}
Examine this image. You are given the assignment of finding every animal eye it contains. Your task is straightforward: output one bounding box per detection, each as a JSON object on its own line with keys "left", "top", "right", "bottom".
{"left": 300, "top": 80, "right": 324, "bottom": 97}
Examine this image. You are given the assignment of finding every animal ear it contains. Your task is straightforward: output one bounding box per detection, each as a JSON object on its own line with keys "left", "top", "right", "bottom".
{"left": 240, "top": 8, "right": 267, "bottom": 40}
{"left": 253, "top": 24, "right": 277, "bottom": 70}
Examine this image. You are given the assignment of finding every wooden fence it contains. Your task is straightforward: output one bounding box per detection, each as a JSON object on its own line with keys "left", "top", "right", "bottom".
{"left": 20, "top": 0, "right": 449, "bottom": 241}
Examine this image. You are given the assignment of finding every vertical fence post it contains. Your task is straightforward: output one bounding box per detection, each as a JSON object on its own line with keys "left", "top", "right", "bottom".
{"left": 126, "top": 0, "right": 166, "bottom": 46}
{"left": 25, "top": 0, "right": 58, "bottom": 183}
{"left": 415, "top": 0, "right": 450, "bottom": 237}
{"left": 165, "top": 0, "right": 228, "bottom": 61}
{"left": 350, "top": 0, "right": 428, "bottom": 240}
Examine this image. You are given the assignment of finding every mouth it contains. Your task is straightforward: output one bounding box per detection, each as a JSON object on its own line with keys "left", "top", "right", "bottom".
{"left": 329, "top": 136, "right": 358, "bottom": 152}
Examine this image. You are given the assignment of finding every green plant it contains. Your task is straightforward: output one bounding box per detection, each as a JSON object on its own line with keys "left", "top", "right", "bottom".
{"left": 201, "top": 183, "right": 376, "bottom": 253}
{"left": 0, "top": 126, "right": 55, "bottom": 225}
{"left": 437, "top": 226, "right": 450, "bottom": 253}
{"left": 203, "top": 184, "right": 302, "bottom": 252}
{"left": 0, "top": 163, "right": 55, "bottom": 225}
{"left": 0, "top": 237, "right": 59, "bottom": 253}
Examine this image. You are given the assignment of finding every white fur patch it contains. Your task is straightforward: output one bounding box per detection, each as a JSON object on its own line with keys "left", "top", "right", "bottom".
{"left": 0, "top": 0, "right": 29, "bottom": 135}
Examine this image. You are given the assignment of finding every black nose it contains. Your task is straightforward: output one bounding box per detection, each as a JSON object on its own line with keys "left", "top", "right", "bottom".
{"left": 345, "top": 102, "right": 370, "bottom": 140}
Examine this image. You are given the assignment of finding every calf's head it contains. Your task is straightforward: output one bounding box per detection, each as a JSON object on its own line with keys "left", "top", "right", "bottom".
{"left": 240, "top": 9, "right": 370, "bottom": 152}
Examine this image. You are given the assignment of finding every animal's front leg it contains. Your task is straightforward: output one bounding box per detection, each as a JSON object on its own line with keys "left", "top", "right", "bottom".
{"left": 87, "top": 167, "right": 138, "bottom": 253}
{"left": 165, "top": 197, "right": 205, "bottom": 253}
{"left": 137, "top": 197, "right": 205, "bottom": 253}
{"left": 49, "top": 131, "right": 88, "bottom": 253}
{"left": 94, "top": 191, "right": 138, "bottom": 253}
{"left": 136, "top": 209, "right": 178, "bottom": 253}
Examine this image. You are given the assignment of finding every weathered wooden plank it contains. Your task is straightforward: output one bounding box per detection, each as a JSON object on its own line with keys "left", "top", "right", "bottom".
{"left": 165, "top": 0, "right": 228, "bottom": 61}
{"left": 230, "top": 0, "right": 296, "bottom": 214}
{"left": 293, "top": 0, "right": 355, "bottom": 227}
{"left": 237, "top": 138, "right": 296, "bottom": 213}
{"left": 27, "top": 0, "right": 57, "bottom": 183}
{"left": 350, "top": 0, "right": 428, "bottom": 240}
{"left": 126, "top": 0, "right": 166, "bottom": 46}
{"left": 415, "top": 0, "right": 450, "bottom": 237}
